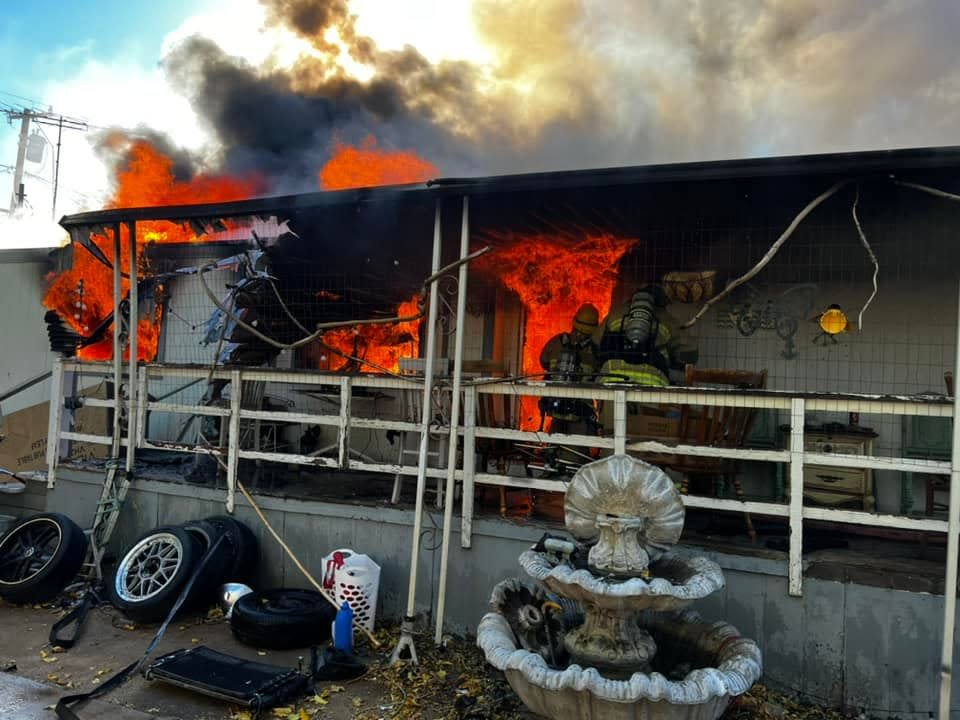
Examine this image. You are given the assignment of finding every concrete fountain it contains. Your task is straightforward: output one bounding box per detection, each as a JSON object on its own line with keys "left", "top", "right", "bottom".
{"left": 477, "top": 454, "right": 762, "bottom": 720}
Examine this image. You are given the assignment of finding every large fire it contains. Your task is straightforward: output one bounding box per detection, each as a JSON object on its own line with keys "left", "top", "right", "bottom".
{"left": 43, "top": 140, "right": 259, "bottom": 361}
{"left": 319, "top": 135, "right": 438, "bottom": 190}
{"left": 477, "top": 233, "right": 638, "bottom": 429}
{"left": 45, "top": 134, "right": 435, "bottom": 368}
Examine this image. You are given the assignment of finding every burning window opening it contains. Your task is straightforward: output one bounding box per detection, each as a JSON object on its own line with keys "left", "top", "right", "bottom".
{"left": 475, "top": 232, "right": 639, "bottom": 430}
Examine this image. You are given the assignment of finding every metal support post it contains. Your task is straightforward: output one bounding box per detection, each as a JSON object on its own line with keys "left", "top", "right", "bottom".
{"left": 460, "top": 385, "right": 477, "bottom": 549}
{"left": 938, "top": 282, "right": 960, "bottom": 718}
{"left": 226, "top": 370, "right": 242, "bottom": 513}
{"left": 45, "top": 359, "right": 64, "bottom": 489}
{"left": 788, "top": 397, "right": 805, "bottom": 596}
{"left": 435, "top": 196, "right": 470, "bottom": 644}
{"left": 125, "top": 221, "right": 138, "bottom": 473}
{"left": 392, "top": 200, "right": 443, "bottom": 666}
{"left": 111, "top": 224, "right": 123, "bottom": 460}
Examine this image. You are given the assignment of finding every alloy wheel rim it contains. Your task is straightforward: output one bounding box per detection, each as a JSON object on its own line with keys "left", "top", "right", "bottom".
{"left": 0, "top": 518, "right": 63, "bottom": 585}
{"left": 115, "top": 533, "right": 183, "bottom": 602}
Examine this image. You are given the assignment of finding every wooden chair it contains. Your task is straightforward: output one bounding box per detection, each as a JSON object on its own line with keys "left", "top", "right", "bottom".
{"left": 644, "top": 365, "right": 768, "bottom": 541}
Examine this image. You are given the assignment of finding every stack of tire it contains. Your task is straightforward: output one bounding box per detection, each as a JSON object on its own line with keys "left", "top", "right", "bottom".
{"left": 0, "top": 513, "right": 88, "bottom": 604}
{"left": 108, "top": 516, "right": 258, "bottom": 623}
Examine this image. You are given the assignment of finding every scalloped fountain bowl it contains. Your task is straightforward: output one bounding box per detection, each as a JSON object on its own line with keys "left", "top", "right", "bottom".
{"left": 476, "top": 455, "right": 762, "bottom": 720}
{"left": 478, "top": 607, "right": 762, "bottom": 720}
{"left": 520, "top": 550, "right": 725, "bottom": 613}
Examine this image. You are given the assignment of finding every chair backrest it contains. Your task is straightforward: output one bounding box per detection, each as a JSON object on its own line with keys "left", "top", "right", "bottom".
{"left": 680, "top": 365, "right": 768, "bottom": 448}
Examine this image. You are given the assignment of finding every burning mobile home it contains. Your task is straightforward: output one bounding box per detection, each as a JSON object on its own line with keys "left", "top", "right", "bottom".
{"left": 5, "top": 144, "right": 960, "bottom": 715}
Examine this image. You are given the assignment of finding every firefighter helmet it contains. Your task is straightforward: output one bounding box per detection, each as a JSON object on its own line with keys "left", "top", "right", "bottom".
{"left": 573, "top": 303, "right": 600, "bottom": 335}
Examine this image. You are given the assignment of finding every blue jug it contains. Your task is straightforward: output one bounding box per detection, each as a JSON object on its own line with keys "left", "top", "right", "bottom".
{"left": 333, "top": 601, "right": 353, "bottom": 653}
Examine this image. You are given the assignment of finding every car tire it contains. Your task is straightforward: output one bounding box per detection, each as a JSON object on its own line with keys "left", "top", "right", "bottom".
{"left": 230, "top": 588, "right": 336, "bottom": 649}
{"left": 0, "top": 513, "right": 88, "bottom": 603}
{"left": 180, "top": 519, "right": 236, "bottom": 608}
{"left": 204, "top": 515, "right": 259, "bottom": 585}
{"left": 108, "top": 526, "right": 203, "bottom": 623}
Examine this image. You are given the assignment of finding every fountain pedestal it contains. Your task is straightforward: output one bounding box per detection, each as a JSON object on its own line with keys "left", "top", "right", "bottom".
{"left": 564, "top": 605, "right": 656, "bottom": 676}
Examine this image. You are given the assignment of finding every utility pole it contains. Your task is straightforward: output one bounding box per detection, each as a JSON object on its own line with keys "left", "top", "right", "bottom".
{"left": 4, "top": 107, "right": 87, "bottom": 216}
{"left": 10, "top": 111, "right": 30, "bottom": 211}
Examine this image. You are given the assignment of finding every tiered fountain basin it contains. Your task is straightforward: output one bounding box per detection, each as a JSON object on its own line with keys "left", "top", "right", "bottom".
{"left": 477, "top": 455, "right": 762, "bottom": 720}
{"left": 478, "top": 606, "right": 762, "bottom": 720}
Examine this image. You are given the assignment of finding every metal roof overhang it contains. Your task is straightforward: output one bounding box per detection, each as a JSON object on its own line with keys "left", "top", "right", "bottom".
{"left": 58, "top": 144, "right": 960, "bottom": 235}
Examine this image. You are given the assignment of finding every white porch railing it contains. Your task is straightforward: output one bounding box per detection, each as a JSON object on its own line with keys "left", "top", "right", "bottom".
{"left": 47, "top": 357, "right": 953, "bottom": 600}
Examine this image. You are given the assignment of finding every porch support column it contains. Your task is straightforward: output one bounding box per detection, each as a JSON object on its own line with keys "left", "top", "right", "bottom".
{"left": 402, "top": 199, "right": 443, "bottom": 634}
{"left": 125, "top": 220, "right": 138, "bottom": 473}
{"left": 937, "top": 282, "right": 960, "bottom": 718}
{"left": 111, "top": 223, "right": 123, "bottom": 461}
{"left": 435, "top": 196, "right": 470, "bottom": 645}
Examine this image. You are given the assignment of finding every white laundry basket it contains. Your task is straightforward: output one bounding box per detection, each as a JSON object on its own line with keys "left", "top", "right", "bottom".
{"left": 321, "top": 548, "right": 381, "bottom": 632}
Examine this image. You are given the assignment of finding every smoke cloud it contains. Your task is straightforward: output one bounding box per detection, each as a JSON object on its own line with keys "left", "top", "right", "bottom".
{"left": 146, "top": 0, "right": 960, "bottom": 190}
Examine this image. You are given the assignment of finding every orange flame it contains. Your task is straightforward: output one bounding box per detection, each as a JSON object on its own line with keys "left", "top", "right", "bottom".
{"left": 320, "top": 295, "right": 421, "bottom": 373}
{"left": 312, "top": 136, "right": 435, "bottom": 372}
{"left": 43, "top": 140, "right": 260, "bottom": 361}
{"left": 319, "top": 135, "right": 438, "bottom": 190}
{"left": 477, "top": 233, "right": 638, "bottom": 429}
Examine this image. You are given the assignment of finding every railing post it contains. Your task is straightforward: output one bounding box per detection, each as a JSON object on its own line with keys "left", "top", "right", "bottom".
{"left": 338, "top": 375, "right": 352, "bottom": 469}
{"left": 788, "top": 397, "right": 805, "bottom": 596}
{"left": 45, "top": 358, "right": 64, "bottom": 489}
{"left": 136, "top": 365, "right": 148, "bottom": 449}
{"left": 461, "top": 385, "right": 477, "bottom": 549}
{"left": 226, "top": 369, "right": 242, "bottom": 513}
{"left": 614, "top": 390, "right": 627, "bottom": 455}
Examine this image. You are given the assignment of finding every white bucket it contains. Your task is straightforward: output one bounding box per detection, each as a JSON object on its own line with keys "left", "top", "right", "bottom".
{"left": 321, "top": 548, "right": 380, "bottom": 633}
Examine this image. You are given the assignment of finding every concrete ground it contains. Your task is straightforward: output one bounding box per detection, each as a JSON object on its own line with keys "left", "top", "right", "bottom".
{"left": 0, "top": 598, "right": 397, "bottom": 720}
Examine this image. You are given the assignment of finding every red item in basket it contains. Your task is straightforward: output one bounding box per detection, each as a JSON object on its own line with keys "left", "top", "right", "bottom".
{"left": 323, "top": 551, "right": 345, "bottom": 589}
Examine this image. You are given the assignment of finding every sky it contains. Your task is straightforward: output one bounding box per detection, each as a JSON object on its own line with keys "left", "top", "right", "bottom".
{"left": 0, "top": 0, "right": 490, "bottom": 245}
{"left": 1, "top": 0, "right": 960, "bottom": 248}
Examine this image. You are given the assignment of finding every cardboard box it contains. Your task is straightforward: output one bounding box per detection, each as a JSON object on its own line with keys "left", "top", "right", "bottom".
{"left": 0, "top": 385, "right": 109, "bottom": 473}
{"left": 599, "top": 401, "right": 682, "bottom": 440}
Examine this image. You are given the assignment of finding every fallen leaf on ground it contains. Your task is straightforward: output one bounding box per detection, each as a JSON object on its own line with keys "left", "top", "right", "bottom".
{"left": 50, "top": 645, "right": 65, "bottom": 653}
{"left": 230, "top": 711, "right": 252, "bottom": 720}
{"left": 271, "top": 707, "right": 293, "bottom": 718}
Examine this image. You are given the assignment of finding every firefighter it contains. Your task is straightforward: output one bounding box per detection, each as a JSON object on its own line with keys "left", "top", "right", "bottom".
{"left": 539, "top": 303, "right": 601, "bottom": 381}
{"left": 537, "top": 303, "right": 602, "bottom": 435}
{"left": 599, "top": 286, "right": 694, "bottom": 386}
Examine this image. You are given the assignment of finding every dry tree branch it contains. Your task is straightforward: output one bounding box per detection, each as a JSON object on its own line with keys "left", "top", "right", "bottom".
{"left": 681, "top": 180, "right": 851, "bottom": 329}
